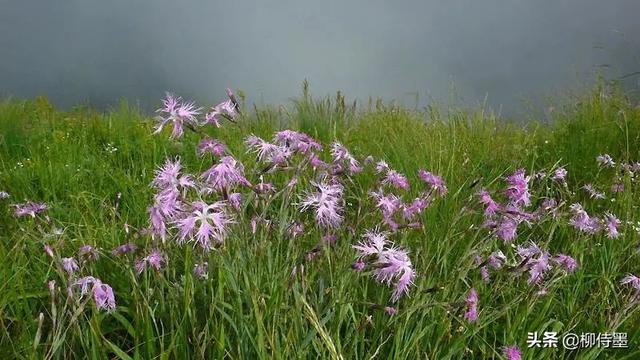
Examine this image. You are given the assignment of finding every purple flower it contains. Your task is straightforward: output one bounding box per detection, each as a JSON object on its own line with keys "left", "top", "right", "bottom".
{"left": 205, "top": 89, "right": 238, "bottom": 127}
{"left": 273, "top": 130, "right": 322, "bottom": 153}
{"left": 44, "top": 244, "right": 54, "bottom": 258}
{"left": 504, "top": 169, "right": 530, "bottom": 207}
{"left": 93, "top": 280, "right": 116, "bottom": 312}
{"left": 582, "top": 184, "right": 605, "bottom": 200}
{"left": 175, "top": 201, "right": 235, "bottom": 250}
{"left": 352, "top": 260, "right": 365, "bottom": 271}
{"left": 418, "top": 170, "right": 447, "bottom": 196}
{"left": 382, "top": 169, "right": 410, "bottom": 190}
{"left": 111, "top": 242, "right": 137, "bottom": 256}
{"left": 135, "top": 249, "right": 166, "bottom": 274}
{"left": 372, "top": 247, "right": 416, "bottom": 302}
{"left": 300, "top": 181, "right": 344, "bottom": 229}
{"left": 193, "top": 262, "right": 208, "bottom": 279}
{"left": 528, "top": 252, "right": 551, "bottom": 284}
{"left": 228, "top": 193, "right": 242, "bottom": 211}
{"left": 384, "top": 306, "right": 397, "bottom": 316}
{"left": 611, "top": 183, "right": 625, "bottom": 193}
{"left": 61, "top": 257, "right": 79, "bottom": 274}
{"left": 552, "top": 167, "right": 567, "bottom": 181}
{"left": 201, "top": 156, "right": 251, "bottom": 193}
{"left": 620, "top": 274, "right": 640, "bottom": 291}
{"left": 464, "top": 288, "right": 479, "bottom": 323}
{"left": 0, "top": 191, "right": 9, "bottom": 199}
{"left": 488, "top": 250, "right": 507, "bottom": 269}
{"left": 478, "top": 189, "right": 500, "bottom": 216}
{"left": 375, "top": 160, "right": 389, "bottom": 173}
{"left": 79, "top": 245, "right": 99, "bottom": 261}
{"left": 353, "top": 231, "right": 387, "bottom": 258}
{"left": 402, "top": 197, "right": 430, "bottom": 219}
{"left": 604, "top": 213, "right": 621, "bottom": 239}
{"left": 154, "top": 93, "right": 201, "bottom": 139}
{"left": 569, "top": 204, "right": 600, "bottom": 235}
{"left": 245, "top": 135, "right": 291, "bottom": 166}
{"left": 502, "top": 345, "right": 522, "bottom": 360}
{"left": 496, "top": 218, "right": 518, "bottom": 243}
{"left": 152, "top": 158, "right": 196, "bottom": 194}
{"left": 330, "top": 142, "right": 362, "bottom": 175}
{"left": 197, "top": 138, "right": 227, "bottom": 157}
{"left": 596, "top": 154, "right": 615, "bottom": 168}
{"left": 71, "top": 276, "right": 116, "bottom": 312}
{"left": 13, "top": 201, "right": 47, "bottom": 217}
{"left": 552, "top": 254, "right": 578, "bottom": 273}
{"left": 287, "top": 222, "right": 305, "bottom": 237}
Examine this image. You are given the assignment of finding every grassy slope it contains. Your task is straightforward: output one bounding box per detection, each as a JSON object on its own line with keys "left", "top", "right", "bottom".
{"left": 0, "top": 86, "right": 639, "bottom": 359}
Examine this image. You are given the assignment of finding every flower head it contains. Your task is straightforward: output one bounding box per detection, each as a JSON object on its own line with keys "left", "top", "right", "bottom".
{"left": 418, "top": 170, "right": 447, "bottom": 196}
{"left": 464, "top": 288, "right": 479, "bottom": 323}
{"left": 604, "top": 212, "right": 621, "bottom": 239}
{"left": 502, "top": 345, "right": 522, "bottom": 360}
{"left": 13, "top": 201, "right": 47, "bottom": 218}
{"left": 552, "top": 167, "right": 567, "bottom": 181}
{"left": 596, "top": 154, "right": 615, "bottom": 168}
{"left": 300, "top": 181, "right": 344, "bottom": 228}
{"left": 198, "top": 138, "right": 227, "bottom": 157}
{"left": 174, "top": 201, "right": 235, "bottom": 250}
{"left": 154, "top": 93, "right": 201, "bottom": 139}
{"left": 552, "top": 254, "right": 578, "bottom": 273}
{"left": 330, "top": 142, "right": 362, "bottom": 175}
{"left": 61, "top": 257, "right": 79, "bottom": 274}
{"left": 201, "top": 156, "right": 251, "bottom": 193}
{"left": 504, "top": 169, "right": 530, "bottom": 207}
{"left": 193, "top": 262, "right": 208, "bottom": 279}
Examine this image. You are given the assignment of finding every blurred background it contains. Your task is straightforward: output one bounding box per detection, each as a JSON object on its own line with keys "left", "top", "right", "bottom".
{"left": 1, "top": 0, "right": 639, "bottom": 117}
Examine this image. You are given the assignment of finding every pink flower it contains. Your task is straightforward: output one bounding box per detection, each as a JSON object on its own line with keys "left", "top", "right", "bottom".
{"left": 353, "top": 230, "right": 387, "bottom": 258}
{"left": 596, "top": 154, "right": 615, "bottom": 168}
{"left": 201, "top": 156, "right": 251, "bottom": 193}
{"left": 418, "top": 170, "right": 447, "bottom": 196}
{"left": 604, "top": 212, "right": 621, "bottom": 239}
{"left": 135, "top": 249, "right": 166, "bottom": 274}
{"left": 582, "top": 184, "right": 605, "bottom": 200}
{"left": 154, "top": 93, "right": 201, "bottom": 139}
{"left": 373, "top": 247, "right": 416, "bottom": 302}
{"left": 287, "top": 222, "right": 305, "bottom": 237}
{"left": 464, "top": 288, "right": 479, "bottom": 323}
{"left": 79, "top": 245, "right": 99, "bottom": 261}
{"left": 44, "top": 244, "right": 54, "bottom": 258}
{"left": 245, "top": 135, "right": 291, "bottom": 166}
{"left": 228, "top": 193, "right": 242, "bottom": 211}
{"left": 193, "top": 262, "right": 208, "bottom": 279}
{"left": 273, "top": 130, "right": 322, "bottom": 153}
{"left": 552, "top": 254, "right": 578, "bottom": 273}
{"left": 402, "top": 197, "right": 430, "bottom": 220}
{"left": 352, "top": 260, "right": 365, "bottom": 271}
{"left": 569, "top": 204, "right": 600, "bottom": 235}
{"left": 621, "top": 274, "right": 640, "bottom": 292}
{"left": 478, "top": 189, "right": 500, "bottom": 216}
{"left": 61, "top": 257, "right": 79, "bottom": 274}
{"left": 611, "top": 183, "right": 625, "bottom": 193}
{"left": 205, "top": 90, "right": 238, "bottom": 127}
{"left": 198, "top": 138, "right": 227, "bottom": 157}
{"left": 174, "top": 201, "right": 235, "bottom": 250}
{"left": 330, "top": 142, "right": 362, "bottom": 175}
{"left": 504, "top": 169, "right": 530, "bottom": 207}
{"left": 300, "top": 181, "right": 344, "bottom": 228}
{"left": 152, "top": 158, "right": 195, "bottom": 194}
{"left": 384, "top": 306, "right": 397, "bottom": 316}
{"left": 502, "top": 345, "right": 522, "bottom": 360}
{"left": 552, "top": 167, "right": 567, "bottom": 181}
{"left": 382, "top": 169, "right": 409, "bottom": 190}
{"left": 111, "top": 242, "right": 137, "bottom": 256}
{"left": 93, "top": 280, "right": 116, "bottom": 312}
{"left": 13, "top": 201, "right": 47, "bottom": 217}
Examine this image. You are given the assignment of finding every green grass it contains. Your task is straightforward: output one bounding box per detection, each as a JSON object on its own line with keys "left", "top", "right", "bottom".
{"left": 1, "top": 84, "right": 640, "bottom": 359}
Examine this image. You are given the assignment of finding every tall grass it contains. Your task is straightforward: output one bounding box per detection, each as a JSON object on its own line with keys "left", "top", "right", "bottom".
{"left": 1, "top": 85, "right": 639, "bottom": 359}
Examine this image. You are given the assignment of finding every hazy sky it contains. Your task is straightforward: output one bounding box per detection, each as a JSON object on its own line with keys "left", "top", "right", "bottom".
{"left": 1, "top": 1, "right": 639, "bottom": 116}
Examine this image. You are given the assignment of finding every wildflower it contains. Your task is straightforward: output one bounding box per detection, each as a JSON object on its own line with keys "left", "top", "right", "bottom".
{"left": 330, "top": 142, "right": 362, "bottom": 175}
{"left": 44, "top": 244, "right": 54, "bottom": 258}
{"left": 273, "top": 130, "right": 322, "bottom": 153}
{"left": 552, "top": 254, "right": 578, "bottom": 273}
{"left": 384, "top": 306, "right": 397, "bottom": 316}
{"left": 175, "top": 201, "right": 235, "bottom": 250}
{"left": 502, "top": 345, "right": 522, "bottom": 360}
{"left": 79, "top": 245, "right": 99, "bottom": 261}
{"left": 569, "top": 204, "right": 600, "bottom": 234}
{"left": 0, "top": 191, "right": 9, "bottom": 199}
{"left": 201, "top": 156, "right": 251, "bottom": 193}
{"left": 13, "top": 201, "right": 47, "bottom": 217}
{"left": 205, "top": 90, "right": 239, "bottom": 127}
{"left": 148, "top": 204, "right": 169, "bottom": 241}
{"left": 352, "top": 260, "right": 365, "bottom": 271}
{"left": 152, "top": 158, "right": 195, "bottom": 194}
{"left": 300, "top": 181, "right": 344, "bottom": 229}
{"left": 322, "top": 234, "right": 337, "bottom": 245}
{"left": 381, "top": 169, "right": 409, "bottom": 190}
{"left": 61, "top": 257, "right": 79, "bottom": 274}
{"left": 373, "top": 247, "right": 416, "bottom": 302}
{"left": 228, "top": 193, "right": 242, "bottom": 211}
{"left": 403, "top": 197, "right": 430, "bottom": 219}
{"left": 478, "top": 189, "right": 500, "bottom": 216}
{"left": 353, "top": 231, "right": 387, "bottom": 258}
{"left": 464, "top": 288, "right": 479, "bottom": 323}
{"left": 611, "top": 183, "right": 625, "bottom": 193}
{"left": 604, "top": 212, "right": 621, "bottom": 239}
{"left": 375, "top": 160, "right": 389, "bottom": 173}
{"left": 92, "top": 280, "right": 116, "bottom": 312}
{"left": 552, "top": 167, "right": 567, "bottom": 181}
{"left": 245, "top": 135, "right": 291, "bottom": 166}
{"left": 135, "top": 249, "right": 165, "bottom": 274}
{"left": 504, "top": 169, "right": 530, "bottom": 207}
{"left": 154, "top": 93, "right": 201, "bottom": 139}
{"left": 287, "top": 222, "right": 305, "bottom": 237}
{"left": 111, "top": 242, "right": 137, "bottom": 256}
{"left": 418, "top": 170, "right": 447, "bottom": 196}
{"left": 193, "top": 262, "right": 208, "bottom": 279}
{"left": 197, "top": 138, "right": 227, "bottom": 157}
{"left": 528, "top": 252, "right": 551, "bottom": 284}
{"left": 496, "top": 218, "right": 518, "bottom": 243}
{"left": 582, "top": 184, "right": 605, "bottom": 199}
{"left": 596, "top": 154, "right": 615, "bottom": 168}
{"left": 488, "top": 250, "right": 507, "bottom": 269}
{"left": 620, "top": 274, "right": 640, "bottom": 291}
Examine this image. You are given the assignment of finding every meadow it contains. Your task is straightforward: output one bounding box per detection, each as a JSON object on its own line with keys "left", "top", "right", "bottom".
{"left": 1, "top": 83, "right": 640, "bottom": 359}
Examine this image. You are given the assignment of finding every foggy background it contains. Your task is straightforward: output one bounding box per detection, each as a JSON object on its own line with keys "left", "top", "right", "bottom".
{"left": 1, "top": 0, "right": 639, "bottom": 118}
